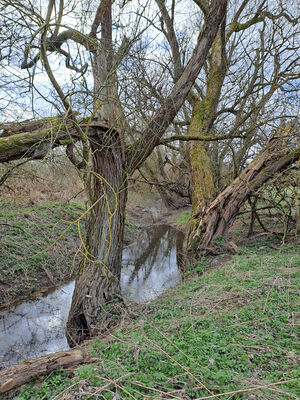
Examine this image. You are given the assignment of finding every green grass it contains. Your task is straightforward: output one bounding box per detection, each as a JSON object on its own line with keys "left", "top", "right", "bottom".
{"left": 175, "top": 211, "right": 191, "bottom": 229}
{"left": 0, "top": 198, "right": 86, "bottom": 304}
{"left": 5, "top": 240, "right": 300, "bottom": 400}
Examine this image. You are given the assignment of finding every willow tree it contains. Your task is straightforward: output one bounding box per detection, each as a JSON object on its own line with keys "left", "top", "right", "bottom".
{"left": 0, "top": 0, "right": 227, "bottom": 344}
{"left": 154, "top": 0, "right": 299, "bottom": 256}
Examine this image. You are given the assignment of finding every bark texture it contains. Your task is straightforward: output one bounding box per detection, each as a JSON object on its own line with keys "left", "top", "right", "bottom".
{"left": 66, "top": 127, "right": 127, "bottom": 346}
{"left": 0, "top": 122, "right": 69, "bottom": 162}
{"left": 186, "top": 133, "right": 300, "bottom": 261}
{"left": 187, "top": 100, "right": 215, "bottom": 214}
{"left": 0, "top": 0, "right": 228, "bottom": 348}
{"left": 0, "top": 348, "right": 94, "bottom": 394}
{"left": 187, "top": 27, "right": 226, "bottom": 215}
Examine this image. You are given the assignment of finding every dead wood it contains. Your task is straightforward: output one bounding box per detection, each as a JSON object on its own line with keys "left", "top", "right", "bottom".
{"left": 0, "top": 346, "right": 96, "bottom": 394}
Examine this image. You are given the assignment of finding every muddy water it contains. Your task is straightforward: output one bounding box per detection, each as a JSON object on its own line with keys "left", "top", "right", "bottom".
{"left": 0, "top": 225, "right": 183, "bottom": 369}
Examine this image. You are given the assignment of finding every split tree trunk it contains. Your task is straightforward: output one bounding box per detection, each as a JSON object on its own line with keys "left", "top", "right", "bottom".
{"left": 186, "top": 133, "right": 300, "bottom": 262}
{"left": 66, "top": 128, "right": 127, "bottom": 346}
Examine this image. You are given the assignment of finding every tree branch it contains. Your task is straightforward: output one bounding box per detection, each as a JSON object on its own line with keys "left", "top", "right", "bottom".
{"left": 125, "top": 0, "right": 228, "bottom": 174}
{"left": 159, "top": 132, "right": 245, "bottom": 145}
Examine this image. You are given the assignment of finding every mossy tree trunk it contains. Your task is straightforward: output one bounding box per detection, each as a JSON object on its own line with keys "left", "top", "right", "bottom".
{"left": 0, "top": 0, "right": 228, "bottom": 346}
{"left": 188, "top": 100, "right": 216, "bottom": 215}
{"left": 187, "top": 28, "right": 226, "bottom": 224}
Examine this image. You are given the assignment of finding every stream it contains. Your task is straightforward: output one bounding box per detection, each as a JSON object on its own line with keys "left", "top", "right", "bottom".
{"left": 0, "top": 225, "right": 183, "bottom": 370}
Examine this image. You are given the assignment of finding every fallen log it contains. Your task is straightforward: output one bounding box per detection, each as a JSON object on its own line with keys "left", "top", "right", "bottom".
{"left": 0, "top": 346, "right": 96, "bottom": 394}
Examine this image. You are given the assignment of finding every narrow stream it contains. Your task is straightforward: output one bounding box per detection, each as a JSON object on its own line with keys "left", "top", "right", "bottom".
{"left": 0, "top": 225, "right": 183, "bottom": 370}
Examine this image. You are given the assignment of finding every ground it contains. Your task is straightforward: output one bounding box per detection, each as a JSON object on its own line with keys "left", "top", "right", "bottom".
{"left": 1, "top": 179, "right": 299, "bottom": 399}
{"left": 1, "top": 234, "right": 299, "bottom": 400}
{"left": 0, "top": 199, "right": 85, "bottom": 308}
{"left": 0, "top": 187, "right": 189, "bottom": 308}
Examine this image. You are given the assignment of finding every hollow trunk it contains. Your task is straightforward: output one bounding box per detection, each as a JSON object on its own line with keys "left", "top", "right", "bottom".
{"left": 186, "top": 133, "right": 300, "bottom": 263}
{"left": 66, "top": 128, "right": 127, "bottom": 346}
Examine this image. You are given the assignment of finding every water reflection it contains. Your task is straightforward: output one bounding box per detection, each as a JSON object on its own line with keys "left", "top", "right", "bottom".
{"left": 0, "top": 281, "right": 74, "bottom": 370}
{"left": 0, "top": 225, "right": 183, "bottom": 369}
{"left": 121, "top": 225, "right": 183, "bottom": 302}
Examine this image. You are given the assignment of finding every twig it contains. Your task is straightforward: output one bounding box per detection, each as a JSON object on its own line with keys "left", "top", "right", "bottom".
{"left": 195, "top": 378, "right": 298, "bottom": 399}
{"left": 0, "top": 223, "right": 27, "bottom": 234}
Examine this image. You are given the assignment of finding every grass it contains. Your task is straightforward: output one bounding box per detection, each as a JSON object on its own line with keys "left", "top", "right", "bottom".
{"left": 0, "top": 198, "right": 86, "bottom": 305}
{"left": 4, "top": 238, "right": 299, "bottom": 400}
{"left": 175, "top": 211, "right": 191, "bottom": 229}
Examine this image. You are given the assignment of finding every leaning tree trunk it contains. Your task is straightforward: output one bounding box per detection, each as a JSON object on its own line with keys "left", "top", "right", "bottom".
{"left": 186, "top": 133, "right": 300, "bottom": 263}
{"left": 66, "top": 128, "right": 127, "bottom": 346}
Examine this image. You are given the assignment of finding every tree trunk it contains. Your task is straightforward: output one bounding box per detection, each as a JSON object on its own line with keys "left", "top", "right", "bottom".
{"left": 187, "top": 28, "right": 226, "bottom": 215}
{"left": 186, "top": 133, "right": 300, "bottom": 263}
{"left": 66, "top": 128, "right": 127, "bottom": 346}
{"left": 0, "top": 347, "right": 94, "bottom": 394}
{"left": 187, "top": 100, "right": 215, "bottom": 214}
{"left": 296, "top": 166, "right": 300, "bottom": 242}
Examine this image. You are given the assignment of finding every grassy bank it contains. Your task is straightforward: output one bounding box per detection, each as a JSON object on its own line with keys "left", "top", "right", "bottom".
{"left": 4, "top": 238, "right": 299, "bottom": 400}
{"left": 0, "top": 198, "right": 86, "bottom": 307}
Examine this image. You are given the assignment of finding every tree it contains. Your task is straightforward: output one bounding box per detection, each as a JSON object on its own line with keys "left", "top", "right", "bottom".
{"left": 185, "top": 123, "right": 300, "bottom": 261}
{"left": 0, "top": 0, "right": 227, "bottom": 344}
{"left": 184, "top": 0, "right": 300, "bottom": 257}
{"left": 153, "top": 0, "right": 299, "bottom": 255}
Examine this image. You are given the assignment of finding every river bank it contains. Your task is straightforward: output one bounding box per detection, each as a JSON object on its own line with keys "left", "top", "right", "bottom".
{"left": 0, "top": 196, "right": 190, "bottom": 309}
{"left": 1, "top": 235, "right": 299, "bottom": 399}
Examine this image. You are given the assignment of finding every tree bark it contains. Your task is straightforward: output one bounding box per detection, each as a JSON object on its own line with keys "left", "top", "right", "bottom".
{"left": 0, "top": 348, "right": 94, "bottom": 394}
{"left": 187, "top": 100, "right": 216, "bottom": 214}
{"left": 66, "top": 127, "right": 127, "bottom": 346}
{"left": 0, "top": 0, "right": 227, "bottom": 347}
{"left": 187, "top": 26, "right": 226, "bottom": 215}
{"left": 186, "top": 133, "right": 300, "bottom": 262}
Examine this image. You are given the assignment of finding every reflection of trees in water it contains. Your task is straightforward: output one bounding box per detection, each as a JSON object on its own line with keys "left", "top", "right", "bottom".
{"left": 176, "top": 232, "right": 184, "bottom": 272}
{"left": 124, "top": 225, "right": 183, "bottom": 285}
{"left": 1, "top": 229, "right": 183, "bottom": 369}
{"left": 0, "top": 283, "right": 74, "bottom": 370}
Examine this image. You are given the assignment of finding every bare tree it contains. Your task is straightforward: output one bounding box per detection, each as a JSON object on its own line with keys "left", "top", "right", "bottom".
{"left": 127, "top": 0, "right": 299, "bottom": 216}
{"left": 0, "top": 0, "right": 227, "bottom": 344}
{"left": 151, "top": 0, "right": 299, "bottom": 255}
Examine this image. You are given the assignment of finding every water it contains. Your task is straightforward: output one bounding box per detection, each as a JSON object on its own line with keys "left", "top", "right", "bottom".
{"left": 0, "top": 282, "right": 74, "bottom": 369}
{"left": 0, "top": 225, "right": 183, "bottom": 369}
{"left": 121, "top": 225, "right": 183, "bottom": 302}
